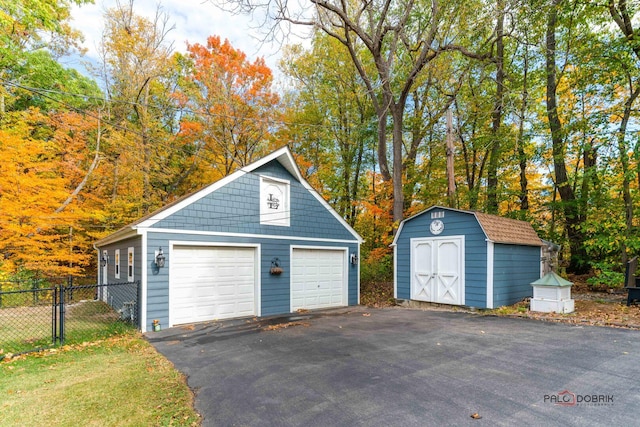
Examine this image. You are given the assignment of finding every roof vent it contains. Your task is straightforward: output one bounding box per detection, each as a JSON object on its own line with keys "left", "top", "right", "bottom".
{"left": 431, "top": 211, "right": 445, "bottom": 219}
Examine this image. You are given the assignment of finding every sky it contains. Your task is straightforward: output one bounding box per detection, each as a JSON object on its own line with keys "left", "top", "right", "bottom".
{"left": 65, "top": 0, "right": 310, "bottom": 83}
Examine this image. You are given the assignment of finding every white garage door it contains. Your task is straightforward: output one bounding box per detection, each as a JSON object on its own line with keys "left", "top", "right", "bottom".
{"left": 291, "top": 248, "right": 346, "bottom": 311}
{"left": 170, "top": 246, "right": 256, "bottom": 325}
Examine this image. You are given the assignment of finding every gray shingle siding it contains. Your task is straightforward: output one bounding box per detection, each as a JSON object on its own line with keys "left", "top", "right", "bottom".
{"left": 492, "top": 244, "right": 539, "bottom": 307}
{"left": 151, "top": 163, "right": 355, "bottom": 241}
{"left": 97, "top": 236, "right": 142, "bottom": 328}
{"left": 97, "top": 153, "right": 361, "bottom": 332}
{"left": 144, "top": 231, "right": 358, "bottom": 331}
{"left": 99, "top": 237, "right": 142, "bottom": 284}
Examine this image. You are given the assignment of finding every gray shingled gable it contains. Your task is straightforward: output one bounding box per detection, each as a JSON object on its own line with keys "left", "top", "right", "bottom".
{"left": 96, "top": 147, "right": 362, "bottom": 246}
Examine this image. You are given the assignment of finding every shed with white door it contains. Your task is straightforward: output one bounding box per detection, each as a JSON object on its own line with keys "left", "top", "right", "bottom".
{"left": 392, "top": 206, "right": 543, "bottom": 309}
{"left": 95, "top": 147, "right": 362, "bottom": 332}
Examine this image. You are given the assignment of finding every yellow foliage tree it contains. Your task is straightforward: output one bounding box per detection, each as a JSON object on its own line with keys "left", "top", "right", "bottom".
{"left": 0, "top": 109, "right": 98, "bottom": 276}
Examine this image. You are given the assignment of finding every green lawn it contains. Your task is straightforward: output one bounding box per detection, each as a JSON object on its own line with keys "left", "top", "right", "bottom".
{"left": 1, "top": 300, "right": 138, "bottom": 355}
{"left": 0, "top": 332, "right": 200, "bottom": 426}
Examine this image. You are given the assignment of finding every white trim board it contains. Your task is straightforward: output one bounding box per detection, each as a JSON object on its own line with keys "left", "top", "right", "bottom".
{"left": 486, "top": 240, "right": 494, "bottom": 309}
{"left": 144, "top": 228, "right": 360, "bottom": 244}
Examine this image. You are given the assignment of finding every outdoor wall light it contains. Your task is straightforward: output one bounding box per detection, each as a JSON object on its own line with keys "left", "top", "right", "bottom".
{"left": 100, "top": 254, "right": 108, "bottom": 267}
{"left": 155, "top": 247, "right": 166, "bottom": 268}
{"left": 350, "top": 253, "right": 358, "bottom": 265}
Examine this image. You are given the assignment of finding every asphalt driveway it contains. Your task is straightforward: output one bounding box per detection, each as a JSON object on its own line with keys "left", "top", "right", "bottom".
{"left": 147, "top": 307, "right": 640, "bottom": 426}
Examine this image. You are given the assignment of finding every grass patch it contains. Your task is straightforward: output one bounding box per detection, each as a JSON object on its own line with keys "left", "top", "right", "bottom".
{"left": 64, "top": 301, "right": 136, "bottom": 345}
{"left": 1, "top": 301, "right": 137, "bottom": 356}
{"left": 0, "top": 332, "right": 200, "bottom": 427}
{"left": 488, "top": 300, "right": 530, "bottom": 316}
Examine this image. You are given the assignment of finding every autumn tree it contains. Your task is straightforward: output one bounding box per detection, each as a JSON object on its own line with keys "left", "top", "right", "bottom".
{"left": 97, "top": 0, "right": 177, "bottom": 213}
{"left": 173, "top": 36, "right": 280, "bottom": 190}
{"left": 216, "top": 0, "right": 493, "bottom": 225}
{"left": 606, "top": 0, "right": 640, "bottom": 263}
{"left": 280, "top": 35, "right": 374, "bottom": 225}
{"left": 0, "top": 109, "right": 100, "bottom": 276}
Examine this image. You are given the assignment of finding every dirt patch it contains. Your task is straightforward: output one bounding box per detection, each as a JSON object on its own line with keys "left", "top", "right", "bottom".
{"left": 362, "top": 280, "right": 640, "bottom": 329}
{"left": 493, "top": 291, "right": 640, "bottom": 329}
{"left": 360, "top": 281, "right": 395, "bottom": 307}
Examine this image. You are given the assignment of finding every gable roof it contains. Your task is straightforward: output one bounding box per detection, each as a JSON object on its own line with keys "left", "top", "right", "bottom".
{"left": 96, "top": 146, "right": 362, "bottom": 246}
{"left": 392, "top": 206, "right": 542, "bottom": 247}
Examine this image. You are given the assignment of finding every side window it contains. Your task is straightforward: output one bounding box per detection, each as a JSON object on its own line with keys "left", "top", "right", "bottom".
{"left": 115, "top": 249, "right": 120, "bottom": 279}
{"left": 127, "top": 247, "right": 134, "bottom": 282}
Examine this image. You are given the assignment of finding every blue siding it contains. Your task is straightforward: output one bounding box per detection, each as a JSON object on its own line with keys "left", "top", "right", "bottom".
{"left": 395, "top": 208, "right": 488, "bottom": 308}
{"left": 97, "top": 236, "right": 142, "bottom": 328}
{"left": 493, "top": 244, "right": 540, "bottom": 307}
{"left": 145, "top": 231, "right": 358, "bottom": 331}
{"left": 99, "top": 237, "right": 142, "bottom": 284}
{"left": 98, "top": 157, "right": 360, "bottom": 331}
{"left": 151, "top": 162, "right": 355, "bottom": 241}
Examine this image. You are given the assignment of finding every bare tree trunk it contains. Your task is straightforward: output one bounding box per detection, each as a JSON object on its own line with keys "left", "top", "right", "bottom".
{"left": 517, "top": 31, "right": 530, "bottom": 212}
{"left": 390, "top": 104, "right": 404, "bottom": 224}
{"left": 486, "top": 0, "right": 505, "bottom": 214}
{"left": 377, "top": 109, "right": 391, "bottom": 181}
{"left": 56, "top": 120, "right": 103, "bottom": 213}
{"left": 446, "top": 108, "right": 456, "bottom": 207}
{"left": 609, "top": 0, "right": 640, "bottom": 265}
{"left": 546, "top": 0, "right": 588, "bottom": 273}
{"left": 617, "top": 85, "right": 640, "bottom": 264}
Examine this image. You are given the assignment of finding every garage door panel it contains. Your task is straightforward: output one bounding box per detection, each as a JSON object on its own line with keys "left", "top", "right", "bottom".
{"left": 171, "top": 246, "right": 256, "bottom": 325}
{"left": 291, "top": 248, "right": 346, "bottom": 311}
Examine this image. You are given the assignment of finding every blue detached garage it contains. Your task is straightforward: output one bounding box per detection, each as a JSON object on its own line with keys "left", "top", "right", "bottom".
{"left": 392, "top": 206, "right": 542, "bottom": 309}
{"left": 95, "top": 147, "right": 362, "bottom": 332}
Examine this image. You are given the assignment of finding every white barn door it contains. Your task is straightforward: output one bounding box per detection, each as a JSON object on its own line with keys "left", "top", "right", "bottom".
{"left": 411, "top": 237, "right": 464, "bottom": 305}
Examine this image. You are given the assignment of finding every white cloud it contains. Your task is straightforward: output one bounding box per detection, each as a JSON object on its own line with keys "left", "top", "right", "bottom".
{"left": 65, "top": 0, "right": 309, "bottom": 82}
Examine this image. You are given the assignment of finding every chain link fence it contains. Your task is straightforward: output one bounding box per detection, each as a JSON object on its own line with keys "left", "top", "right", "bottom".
{"left": 0, "top": 278, "right": 139, "bottom": 358}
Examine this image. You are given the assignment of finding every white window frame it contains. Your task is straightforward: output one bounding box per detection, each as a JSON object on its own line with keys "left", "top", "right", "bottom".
{"left": 114, "top": 249, "right": 120, "bottom": 279}
{"left": 127, "top": 247, "right": 134, "bottom": 282}
{"left": 259, "top": 176, "right": 290, "bottom": 227}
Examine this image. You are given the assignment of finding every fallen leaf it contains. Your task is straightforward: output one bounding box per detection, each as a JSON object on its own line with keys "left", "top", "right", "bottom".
{"left": 470, "top": 413, "right": 482, "bottom": 419}
{"left": 363, "top": 313, "right": 371, "bottom": 317}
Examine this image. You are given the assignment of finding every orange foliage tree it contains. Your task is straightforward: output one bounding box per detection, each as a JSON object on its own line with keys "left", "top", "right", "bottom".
{"left": 173, "top": 36, "right": 281, "bottom": 191}
{"left": 0, "top": 109, "right": 101, "bottom": 276}
{"left": 354, "top": 173, "right": 395, "bottom": 282}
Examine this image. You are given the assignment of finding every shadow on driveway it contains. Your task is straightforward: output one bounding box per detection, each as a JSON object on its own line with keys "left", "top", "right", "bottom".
{"left": 147, "top": 307, "right": 640, "bottom": 426}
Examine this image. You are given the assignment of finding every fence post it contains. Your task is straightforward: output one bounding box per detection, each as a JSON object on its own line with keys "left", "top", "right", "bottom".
{"left": 59, "top": 285, "right": 65, "bottom": 345}
{"left": 32, "top": 277, "right": 37, "bottom": 306}
{"left": 52, "top": 286, "right": 58, "bottom": 345}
